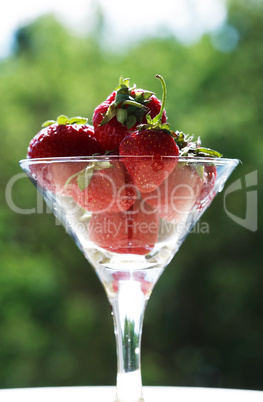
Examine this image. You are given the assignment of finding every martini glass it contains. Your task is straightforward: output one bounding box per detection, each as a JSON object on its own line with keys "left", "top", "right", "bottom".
{"left": 20, "top": 155, "right": 238, "bottom": 402}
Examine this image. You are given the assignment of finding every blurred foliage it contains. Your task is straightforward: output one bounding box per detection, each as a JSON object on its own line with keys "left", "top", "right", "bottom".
{"left": 0, "top": 0, "right": 262, "bottom": 391}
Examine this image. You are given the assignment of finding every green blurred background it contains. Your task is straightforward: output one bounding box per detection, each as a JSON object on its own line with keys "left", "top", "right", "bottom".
{"left": 0, "top": 0, "right": 262, "bottom": 391}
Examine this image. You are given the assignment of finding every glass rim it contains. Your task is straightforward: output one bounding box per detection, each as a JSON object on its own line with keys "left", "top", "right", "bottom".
{"left": 19, "top": 155, "right": 240, "bottom": 167}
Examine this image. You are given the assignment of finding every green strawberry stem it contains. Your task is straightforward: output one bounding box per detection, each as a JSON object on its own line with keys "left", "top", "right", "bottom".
{"left": 155, "top": 74, "right": 167, "bottom": 125}
{"left": 139, "top": 74, "right": 170, "bottom": 132}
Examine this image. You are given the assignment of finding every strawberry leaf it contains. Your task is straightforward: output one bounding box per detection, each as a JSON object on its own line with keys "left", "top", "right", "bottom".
{"left": 68, "top": 116, "right": 88, "bottom": 125}
{"left": 76, "top": 161, "right": 112, "bottom": 191}
{"left": 116, "top": 109, "right": 128, "bottom": 125}
{"left": 77, "top": 169, "right": 93, "bottom": 191}
{"left": 174, "top": 131, "right": 222, "bottom": 158}
{"left": 116, "top": 76, "right": 130, "bottom": 91}
{"left": 193, "top": 164, "right": 204, "bottom": 179}
{"left": 100, "top": 106, "right": 117, "bottom": 125}
{"left": 159, "top": 123, "right": 170, "bottom": 131}
{"left": 65, "top": 161, "right": 112, "bottom": 193}
{"left": 145, "top": 113, "right": 154, "bottom": 125}
{"left": 126, "top": 115, "right": 137, "bottom": 129}
{"left": 93, "top": 161, "right": 112, "bottom": 170}
{"left": 115, "top": 92, "right": 131, "bottom": 107}
{"left": 100, "top": 76, "right": 154, "bottom": 128}
{"left": 42, "top": 115, "right": 88, "bottom": 128}
{"left": 122, "top": 100, "right": 147, "bottom": 110}
{"left": 57, "top": 115, "right": 69, "bottom": 125}
{"left": 42, "top": 120, "right": 56, "bottom": 128}
{"left": 64, "top": 169, "right": 83, "bottom": 189}
{"left": 134, "top": 90, "right": 154, "bottom": 103}
{"left": 194, "top": 147, "right": 223, "bottom": 158}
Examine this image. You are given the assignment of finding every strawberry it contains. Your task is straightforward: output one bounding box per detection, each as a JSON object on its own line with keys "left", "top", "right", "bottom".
{"left": 70, "top": 159, "right": 137, "bottom": 213}
{"left": 112, "top": 271, "right": 152, "bottom": 296}
{"left": 142, "top": 163, "right": 203, "bottom": 223}
{"left": 168, "top": 132, "right": 221, "bottom": 212}
{"left": 195, "top": 164, "right": 217, "bottom": 210}
{"left": 27, "top": 115, "right": 103, "bottom": 194}
{"left": 88, "top": 199, "right": 159, "bottom": 255}
{"left": 198, "top": 165, "right": 217, "bottom": 200}
{"left": 92, "top": 77, "right": 167, "bottom": 152}
{"left": 119, "top": 75, "right": 179, "bottom": 193}
{"left": 27, "top": 115, "right": 102, "bottom": 158}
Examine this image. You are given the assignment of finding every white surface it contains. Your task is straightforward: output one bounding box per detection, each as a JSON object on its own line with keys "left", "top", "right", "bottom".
{"left": 0, "top": 386, "right": 262, "bottom": 402}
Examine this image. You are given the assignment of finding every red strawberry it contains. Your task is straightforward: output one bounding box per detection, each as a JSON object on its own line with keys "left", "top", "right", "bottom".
{"left": 92, "top": 91, "right": 125, "bottom": 153}
{"left": 27, "top": 115, "right": 103, "bottom": 194}
{"left": 92, "top": 77, "right": 167, "bottom": 152}
{"left": 196, "top": 164, "right": 217, "bottom": 210}
{"left": 119, "top": 75, "right": 179, "bottom": 193}
{"left": 198, "top": 165, "right": 217, "bottom": 200}
{"left": 88, "top": 199, "right": 159, "bottom": 255}
{"left": 119, "top": 131, "right": 179, "bottom": 192}
{"left": 27, "top": 115, "right": 101, "bottom": 158}
{"left": 112, "top": 271, "right": 152, "bottom": 296}
{"left": 142, "top": 163, "right": 203, "bottom": 223}
{"left": 70, "top": 160, "right": 137, "bottom": 213}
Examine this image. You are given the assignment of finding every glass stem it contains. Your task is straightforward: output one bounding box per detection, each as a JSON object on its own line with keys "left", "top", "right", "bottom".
{"left": 110, "top": 279, "right": 147, "bottom": 402}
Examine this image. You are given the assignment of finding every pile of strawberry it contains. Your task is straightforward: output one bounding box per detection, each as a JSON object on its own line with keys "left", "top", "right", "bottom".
{"left": 27, "top": 75, "right": 222, "bottom": 255}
